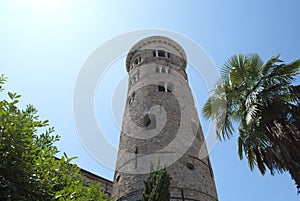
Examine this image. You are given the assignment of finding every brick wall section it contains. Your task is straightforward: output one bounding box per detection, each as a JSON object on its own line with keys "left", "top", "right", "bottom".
{"left": 80, "top": 169, "right": 113, "bottom": 198}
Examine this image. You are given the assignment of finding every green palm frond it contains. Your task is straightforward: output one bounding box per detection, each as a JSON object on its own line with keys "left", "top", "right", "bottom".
{"left": 261, "top": 55, "right": 282, "bottom": 76}
{"left": 289, "top": 85, "right": 300, "bottom": 103}
{"left": 202, "top": 82, "right": 236, "bottom": 140}
{"left": 254, "top": 146, "right": 266, "bottom": 175}
{"left": 248, "top": 54, "right": 264, "bottom": 73}
{"left": 202, "top": 53, "right": 300, "bottom": 192}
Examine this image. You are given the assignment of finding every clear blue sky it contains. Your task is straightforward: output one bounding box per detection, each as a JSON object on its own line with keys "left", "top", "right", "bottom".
{"left": 0, "top": 1, "right": 299, "bottom": 200}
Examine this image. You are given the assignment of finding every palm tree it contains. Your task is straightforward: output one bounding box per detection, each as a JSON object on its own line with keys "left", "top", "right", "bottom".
{"left": 203, "top": 54, "right": 300, "bottom": 193}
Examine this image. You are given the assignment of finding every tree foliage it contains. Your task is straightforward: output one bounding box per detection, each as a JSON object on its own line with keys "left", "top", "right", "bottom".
{"left": 202, "top": 54, "right": 300, "bottom": 193}
{"left": 0, "top": 74, "right": 112, "bottom": 200}
{"left": 142, "top": 165, "right": 171, "bottom": 201}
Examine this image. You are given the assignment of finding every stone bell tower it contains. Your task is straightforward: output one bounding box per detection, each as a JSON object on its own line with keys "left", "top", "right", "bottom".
{"left": 113, "top": 36, "right": 218, "bottom": 201}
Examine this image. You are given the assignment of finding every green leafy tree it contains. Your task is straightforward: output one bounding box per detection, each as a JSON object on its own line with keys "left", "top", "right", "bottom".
{"left": 142, "top": 165, "right": 171, "bottom": 201}
{"left": 202, "top": 54, "right": 300, "bottom": 193}
{"left": 0, "top": 74, "right": 112, "bottom": 200}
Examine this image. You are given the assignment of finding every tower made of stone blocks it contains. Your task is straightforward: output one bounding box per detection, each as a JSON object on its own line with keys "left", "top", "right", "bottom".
{"left": 112, "top": 36, "right": 218, "bottom": 201}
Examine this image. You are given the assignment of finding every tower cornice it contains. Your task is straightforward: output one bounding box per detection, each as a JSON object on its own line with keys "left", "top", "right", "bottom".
{"left": 126, "top": 36, "right": 187, "bottom": 72}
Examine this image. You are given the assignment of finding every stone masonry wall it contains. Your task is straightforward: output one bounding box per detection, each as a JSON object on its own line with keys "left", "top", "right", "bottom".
{"left": 113, "top": 36, "right": 218, "bottom": 201}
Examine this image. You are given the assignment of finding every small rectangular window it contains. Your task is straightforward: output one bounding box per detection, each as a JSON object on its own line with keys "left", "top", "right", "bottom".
{"left": 134, "top": 58, "right": 139, "bottom": 65}
{"left": 153, "top": 50, "right": 157, "bottom": 57}
{"left": 157, "top": 50, "right": 165, "bottom": 57}
{"left": 165, "top": 52, "right": 169, "bottom": 58}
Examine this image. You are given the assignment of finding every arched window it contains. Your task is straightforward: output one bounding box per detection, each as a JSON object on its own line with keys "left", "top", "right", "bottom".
{"left": 157, "top": 50, "right": 165, "bottom": 57}
{"left": 153, "top": 50, "right": 157, "bottom": 57}
{"left": 165, "top": 52, "right": 169, "bottom": 58}
{"left": 157, "top": 82, "right": 173, "bottom": 93}
{"left": 131, "top": 55, "right": 141, "bottom": 69}
{"left": 153, "top": 50, "right": 169, "bottom": 58}
{"left": 158, "top": 85, "right": 165, "bottom": 92}
{"left": 130, "top": 72, "right": 139, "bottom": 85}
{"left": 128, "top": 92, "right": 135, "bottom": 104}
{"left": 156, "top": 66, "right": 170, "bottom": 74}
{"left": 116, "top": 175, "right": 121, "bottom": 183}
{"left": 166, "top": 67, "right": 170, "bottom": 73}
